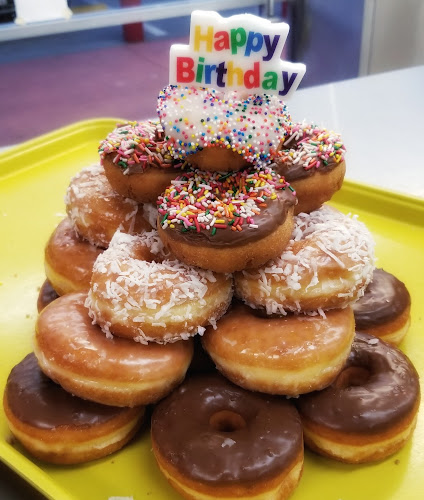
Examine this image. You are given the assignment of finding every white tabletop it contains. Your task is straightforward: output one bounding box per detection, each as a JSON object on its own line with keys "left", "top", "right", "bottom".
{"left": 288, "top": 65, "right": 424, "bottom": 198}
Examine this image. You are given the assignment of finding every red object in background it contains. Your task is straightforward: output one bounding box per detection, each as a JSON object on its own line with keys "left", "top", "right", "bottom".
{"left": 120, "top": 0, "right": 144, "bottom": 42}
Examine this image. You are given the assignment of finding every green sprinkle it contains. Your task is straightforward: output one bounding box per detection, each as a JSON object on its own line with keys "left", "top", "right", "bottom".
{"left": 161, "top": 213, "right": 169, "bottom": 223}
{"left": 211, "top": 227, "right": 217, "bottom": 236}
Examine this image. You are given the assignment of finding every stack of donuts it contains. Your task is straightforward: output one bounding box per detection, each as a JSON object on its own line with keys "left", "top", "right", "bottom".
{"left": 3, "top": 84, "right": 420, "bottom": 500}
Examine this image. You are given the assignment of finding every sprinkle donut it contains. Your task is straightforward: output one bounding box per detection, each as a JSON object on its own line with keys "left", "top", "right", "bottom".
{"left": 3, "top": 353, "right": 144, "bottom": 464}
{"left": 235, "top": 205, "right": 375, "bottom": 314}
{"left": 157, "top": 167, "right": 297, "bottom": 273}
{"left": 272, "top": 122, "right": 346, "bottom": 214}
{"left": 158, "top": 85, "right": 292, "bottom": 171}
{"left": 151, "top": 373, "right": 304, "bottom": 500}
{"left": 87, "top": 230, "right": 233, "bottom": 344}
{"left": 65, "top": 163, "right": 151, "bottom": 248}
{"left": 99, "top": 121, "right": 183, "bottom": 203}
{"left": 297, "top": 332, "right": 421, "bottom": 463}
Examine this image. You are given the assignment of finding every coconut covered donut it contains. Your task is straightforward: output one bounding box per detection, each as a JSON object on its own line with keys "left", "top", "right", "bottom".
{"left": 34, "top": 292, "right": 194, "bottom": 407}
{"left": 235, "top": 205, "right": 375, "bottom": 315}
{"left": 99, "top": 121, "right": 183, "bottom": 203}
{"left": 157, "top": 167, "right": 297, "bottom": 273}
{"left": 158, "top": 85, "right": 291, "bottom": 171}
{"left": 44, "top": 217, "right": 104, "bottom": 296}
{"left": 202, "top": 302, "right": 355, "bottom": 396}
{"left": 87, "top": 230, "right": 233, "bottom": 344}
{"left": 65, "top": 163, "right": 151, "bottom": 248}
{"left": 3, "top": 353, "right": 144, "bottom": 464}
{"left": 297, "top": 332, "right": 421, "bottom": 463}
{"left": 272, "top": 122, "right": 346, "bottom": 214}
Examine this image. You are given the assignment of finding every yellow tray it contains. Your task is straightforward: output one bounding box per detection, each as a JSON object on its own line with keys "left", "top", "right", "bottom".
{"left": 0, "top": 119, "right": 423, "bottom": 500}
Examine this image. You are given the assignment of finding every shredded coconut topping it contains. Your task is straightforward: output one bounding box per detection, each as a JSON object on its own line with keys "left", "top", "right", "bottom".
{"left": 239, "top": 205, "right": 375, "bottom": 314}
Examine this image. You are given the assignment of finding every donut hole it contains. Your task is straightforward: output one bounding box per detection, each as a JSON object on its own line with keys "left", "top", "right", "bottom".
{"left": 209, "top": 410, "right": 246, "bottom": 433}
{"left": 334, "top": 366, "right": 371, "bottom": 389}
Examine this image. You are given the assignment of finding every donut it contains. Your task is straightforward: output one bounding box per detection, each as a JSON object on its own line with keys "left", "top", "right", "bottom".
{"left": 151, "top": 373, "right": 304, "bottom": 500}
{"left": 86, "top": 230, "right": 233, "bottom": 344}
{"left": 297, "top": 332, "right": 421, "bottom": 463}
{"left": 235, "top": 205, "right": 375, "bottom": 314}
{"left": 272, "top": 122, "right": 346, "bottom": 214}
{"left": 352, "top": 268, "right": 411, "bottom": 345}
{"left": 65, "top": 163, "right": 151, "bottom": 248}
{"left": 37, "top": 280, "right": 59, "bottom": 312}
{"left": 202, "top": 302, "right": 355, "bottom": 396}
{"left": 34, "top": 292, "right": 194, "bottom": 407}
{"left": 156, "top": 167, "right": 297, "bottom": 273}
{"left": 44, "top": 217, "right": 103, "bottom": 296}
{"left": 99, "top": 121, "right": 183, "bottom": 203}
{"left": 158, "top": 85, "right": 291, "bottom": 171}
{"left": 3, "top": 353, "right": 144, "bottom": 464}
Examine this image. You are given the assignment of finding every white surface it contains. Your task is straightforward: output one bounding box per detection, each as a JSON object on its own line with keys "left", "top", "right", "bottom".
{"left": 288, "top": 65, "right": 424, "bottom": 198}
{"left": 14, "top": 0, "right": 71, "bottom": 24}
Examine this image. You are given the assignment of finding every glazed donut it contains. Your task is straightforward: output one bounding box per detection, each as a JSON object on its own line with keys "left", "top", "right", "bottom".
{"left": 272, "top": 122, "right": 346, "bottom": 214}
{"left": 37, "top": 280, "right": 59, "bottom": 312}
{"left": 99, "top": 121, "right": 183, "bottom": 203}
{"left": 202, "top": 302, "right": 355, "bottom": 396}
{"left": 86, "top": 230, "right": 233, "bottom": 344}
{"left": 3, "top": 353, "right": 144, "bottom": 464}
{"left": 151, "top": 373, "right": 304, "bottom": 500}
{"left": 353, "top": 268, "right": 411, "bottom": 345}
{"left": 44, "top": 217, "right": 103, "bottom": 296}
{"left": 34, "top": 292, "right": 194, "bottom": 407}
{"left": 65, "top": 163, "right": 151, "bottom": 248}
{"left": 157, "top": 167, "right": 297, "bottom": 273}
{"left": 158, "top": 85, "right": 291, "bottom": 171}
{"left": 297, "top": 332, "right": 421, "bottom": 463}
{"left": 235, "top": 205, "right": 375, "bottom": 314}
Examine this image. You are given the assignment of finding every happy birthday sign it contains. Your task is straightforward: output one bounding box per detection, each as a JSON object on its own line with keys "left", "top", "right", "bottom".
{"left": 169, "top": 10, "right": 306, "bottom": 98}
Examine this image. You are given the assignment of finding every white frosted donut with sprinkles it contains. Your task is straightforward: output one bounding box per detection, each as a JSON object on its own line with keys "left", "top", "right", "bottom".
{"left": 272, "top": 122, "right": 347, "bottom": 214}
{"left": 156, "top": 167, "right": 297, "bottom": 273}
{"left": 158, "top": 85, "right": 292, "bottom": 171}
{"left": 86, "top": 230, "right": 233, "bottom": 344}
{"left": 235, "top": 205, "right": 375, "bottom": 314}
{"left": 99, "top": 121, "right": 184, "bottom": 203}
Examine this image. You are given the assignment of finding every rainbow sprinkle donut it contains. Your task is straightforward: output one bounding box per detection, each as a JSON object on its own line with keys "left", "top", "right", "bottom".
{"left": 158, "top": 85, "right": 292, "bottom": 171}
{"left": 156, "top": 166, "right": 297, "bottom": 273}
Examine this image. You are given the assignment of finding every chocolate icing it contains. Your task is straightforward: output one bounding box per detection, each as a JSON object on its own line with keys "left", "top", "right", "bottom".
{"left": 297, "top": 332, "right": 420, "bottom": 434}
{"left": 37, "top": 280, "right": 59, "bottom": 312}
{"left": 162, "top": 187, "right": 296, "bottom": 247}
{"left": 353, "top": 268, "right": 411, "bottom": 329}
{"left": 151, "top": 373, "right": 302, "bottom": 484}
{"left": 273, "top": 152, "right": 338, "bottom": 182}
{"left": 5, "top": 353, "right": 125, "bottom": 429}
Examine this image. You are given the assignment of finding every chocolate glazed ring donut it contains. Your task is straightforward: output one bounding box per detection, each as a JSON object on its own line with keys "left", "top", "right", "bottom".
{"left": 297, "top": 332, "right": 420, "bottom": 464}
{"left": 3, "top": 353, "right": 144, "bottom": 464}
{"left": 353, "top": 268, "right": 411, "bottom": 345}
{"left": 151, "top": 373, "right": 304, "bottom": 500}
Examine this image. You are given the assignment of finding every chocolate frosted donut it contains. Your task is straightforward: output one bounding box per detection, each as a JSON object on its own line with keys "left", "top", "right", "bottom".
{"left": 3, "top": 353, "right": 144, "bottom": 464}
{"left": 297, "top": 332, "right": 420, "bottom": 463}
{"left": 353, "top": 268, "right": 411, "bottom": 345}
{"left": 99, "top": 121, "right": 183, "bottom": 203}
{"left": 157, "top": 167, "right": 297, "bottom": 273}
{"left": 37, "top": 280, "right": 60, "bottom": 312}
{"left": 151, "top": 373, "right": 304, "bottom": 500}
{"left": 273, "top": 122, "right": 346, "bottom": 214}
